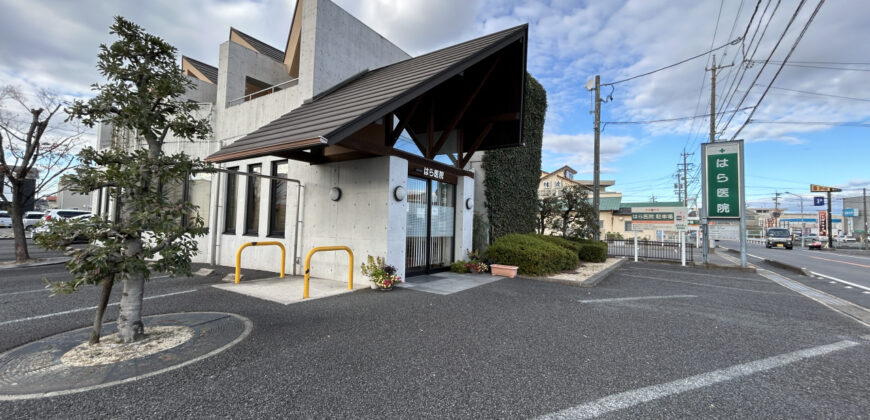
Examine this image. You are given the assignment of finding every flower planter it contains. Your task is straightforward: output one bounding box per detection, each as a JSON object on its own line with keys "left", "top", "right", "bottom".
{"left": 490, "top": 264, "right": 518, "bottom": 278}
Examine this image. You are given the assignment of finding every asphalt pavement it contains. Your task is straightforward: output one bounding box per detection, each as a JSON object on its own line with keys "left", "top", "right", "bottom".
{"left": 1, "top": 239, "right": 868, "bottom": 417}
{"left": 719, "top": 240, "right": 870, "bottom": 308}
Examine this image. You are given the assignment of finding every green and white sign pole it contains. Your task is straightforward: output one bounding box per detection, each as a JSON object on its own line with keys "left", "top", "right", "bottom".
{"left": 701, "top": 140, "right": 747, "bottom": 267}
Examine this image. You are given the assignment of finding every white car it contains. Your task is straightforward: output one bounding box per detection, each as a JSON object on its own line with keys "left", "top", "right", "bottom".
{"left": 0, "top": 210, "right": 10, "bottom": 228}
{"left": 23, "top": 211, "right": 45, "bottom": 231}
{"left": 31, "top": 210, "right": 93, "bottom": 240}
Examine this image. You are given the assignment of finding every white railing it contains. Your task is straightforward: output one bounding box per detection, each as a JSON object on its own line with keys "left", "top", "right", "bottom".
{"left": 227, "top": 78, "right": 299, "bottom": 107}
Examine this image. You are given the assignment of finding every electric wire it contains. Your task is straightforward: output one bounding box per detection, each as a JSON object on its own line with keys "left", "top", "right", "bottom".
{"left": 751, "top": 84, "right": 870, "bottom": 102}
{"left": 718, "top": 0, "right": 808, "bottom": 137}
{"left": 747, "top": 120, "right": 870, "bottom": 127}
{"left": 603, "top": 106, "right": 755, "bottom": 126}
{"left": 601, "top": 37, "right": 742, "bottom": 86}
{"left": 746, "top": 60, "right": 870, "bottom": 71}
{"left": 730, "top": 0, "right": 827, "bottom": 140}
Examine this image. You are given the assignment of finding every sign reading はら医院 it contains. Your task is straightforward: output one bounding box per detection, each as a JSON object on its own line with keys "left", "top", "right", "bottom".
{"left": 703, "top": 141, "right": 743, "bottom": 219}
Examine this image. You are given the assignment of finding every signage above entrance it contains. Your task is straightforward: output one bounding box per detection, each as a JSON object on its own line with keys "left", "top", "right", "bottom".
{"left": 422, "top": 167, "right": 445, "bottom": 180}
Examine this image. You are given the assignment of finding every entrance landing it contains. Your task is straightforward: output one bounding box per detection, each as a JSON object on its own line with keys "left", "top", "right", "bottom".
{"left": 399, "top": 272, "right": 504, "bottom": 295}
{"left": 212, "top": 275, "right": 359, "bottom": 305}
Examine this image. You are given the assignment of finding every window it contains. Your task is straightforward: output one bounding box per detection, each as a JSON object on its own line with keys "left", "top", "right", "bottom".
{"left": 188, "top": 172, "right": 212, "bottom": 226}
{"left": 625, "top": 221, "right": 632, "bottom": 231}
{"left": 244, "top": 164, "right": 262, "bottom": 235}
{"left": 245, "top": 77, "right": 271, "bottom": 101}
{"left": 224, "top": 167, "right": 238, "bottom": 233}
{"left": 543, "top": 181, "right": 550, "bottom": 188}
{"left": 555, "top": 181, "right": 562, "bottom": 188}
{"left": 269, "top": 161, "right": 288, "bottom": 237}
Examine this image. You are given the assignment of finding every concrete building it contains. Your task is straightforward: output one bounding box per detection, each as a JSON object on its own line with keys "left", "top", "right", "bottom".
{"left": 96, "top": 0, "right": 528, "bottom": 283}
{"left": 538, "top": 165, "right": 624, "bottom": 237}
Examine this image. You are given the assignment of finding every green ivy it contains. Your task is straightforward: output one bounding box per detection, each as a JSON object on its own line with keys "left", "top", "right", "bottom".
{"left": 483, "top": 73, "right": 546, "bottom": 241}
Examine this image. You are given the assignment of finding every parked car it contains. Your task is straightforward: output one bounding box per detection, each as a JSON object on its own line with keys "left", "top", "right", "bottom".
{"left": 42, "top": 209, "right": 91, "bottom": 222}
{"left": 31, "top": 213, "right": 95, "bottom": 242}
{"left": 808, "top": 239, "right": 823, "bottom": 250}
{"left": 765, "top": 228, "right": 793, "bottom": 249}
{"left": 23, "top": 211, "right": 45, "bottom": 231}
{"left": 834, "top": 235, "right": 856, "bottom": 243}
{"left": 0, "top": 211, "right": 10, "bottom": 228}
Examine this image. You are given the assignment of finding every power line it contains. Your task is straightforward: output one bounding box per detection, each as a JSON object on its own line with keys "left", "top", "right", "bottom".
{"left": 603, "top": 106, "right": 754, "bottom": 126}
{"left": 730, "top": 0, "right": 828, "bottom": 141}
{"left": 602, "top": 36, "right": 742, "bottom": 86}
{"left": 747, "top": 60, "right": 870, "bottom": 71}
{"left": 748, "top": 120, "right": 870, "bottom": 127}
{"left": 752, "top": 84, "right": 870, "bottom": 102}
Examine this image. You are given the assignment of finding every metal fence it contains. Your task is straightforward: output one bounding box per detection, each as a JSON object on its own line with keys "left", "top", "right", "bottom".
{"left": 605, "top": 239, "right": 694, "bottom": 262}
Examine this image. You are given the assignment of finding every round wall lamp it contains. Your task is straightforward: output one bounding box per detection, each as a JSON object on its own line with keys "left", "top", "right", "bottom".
{"left": 329, "top": 187, "right": 342, "bottom": 201}
{"left": 465, "top": 198, "right": 473, "bottom": 210}
{"left": 393, "top": 185, "right": 406, "bottom": 202}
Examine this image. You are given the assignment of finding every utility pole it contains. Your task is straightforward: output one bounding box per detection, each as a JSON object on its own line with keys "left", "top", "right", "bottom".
{"left": 679, "top": 149, "right": 694, "bottom": 207}
{"left": 702, "top": 55, "right": 733, "bottom": 264}
{"left": 863, "top": 188, "right": 868, "bottom": 250}
{"left": 593, "top": 75, "right": 601, "bottom": 240}
{"left": 827, "top": 190, "right": 834, "bottom": 249}
{"left": 649, "top": 194, "right": 657, "bottom": 203}
{"left": 773, "top": 191, "right": 782, "bottom": 228}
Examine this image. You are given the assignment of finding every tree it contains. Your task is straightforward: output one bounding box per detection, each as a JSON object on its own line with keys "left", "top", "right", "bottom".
{"left": 551, "top": 185, "right": 596, "bottom": 238}
{"left": 536, "top": 195, "right": 559, "bottom": 234}
{"left": 0, "top": 86, "right": 82, "bottom": 263}
{"left": 37, "top": 16, "right": 211, "bottom": 344}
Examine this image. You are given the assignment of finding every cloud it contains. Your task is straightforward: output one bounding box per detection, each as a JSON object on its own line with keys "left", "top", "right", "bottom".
{"left": 541, "top": 132, "right": 637, "bottom": 174}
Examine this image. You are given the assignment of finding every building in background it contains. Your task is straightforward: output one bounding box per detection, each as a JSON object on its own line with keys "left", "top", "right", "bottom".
{"left": 538, "top": 165, "right": 624, "bottom": 237}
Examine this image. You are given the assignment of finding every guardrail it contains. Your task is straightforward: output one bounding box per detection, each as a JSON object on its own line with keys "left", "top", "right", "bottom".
{"left": 235, "top": 241, "right": 285, "bottom": 284}
{"left": 606, "top": 239, "right": 693, "bottom": 262}
{"left": 303, "top": 246, "right": 353, "bottom": 299}
{"left": 227, "top": 78, "right": 299, "bottom": 107}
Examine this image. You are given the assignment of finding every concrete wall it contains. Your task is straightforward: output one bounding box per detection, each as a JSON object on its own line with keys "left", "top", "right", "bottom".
{"left": 454, "top": 175, "right": 474, "bottom": 260}
{"left": 301, "top": 0, "right": 410, "bottom": 98}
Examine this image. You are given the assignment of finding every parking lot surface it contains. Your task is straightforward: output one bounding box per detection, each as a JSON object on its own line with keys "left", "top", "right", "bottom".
{"left": 1, "top": 247, "right": 868, "bottom": 417}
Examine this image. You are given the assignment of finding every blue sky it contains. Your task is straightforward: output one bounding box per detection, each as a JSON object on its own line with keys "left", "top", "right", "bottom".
{"left": 1, "top": 0, "right": 867, "bottom": 213}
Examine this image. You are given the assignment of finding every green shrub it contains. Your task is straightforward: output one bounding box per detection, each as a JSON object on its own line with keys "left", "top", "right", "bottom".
{"left": 450, "top": 260, "right": 469, "bottom": 273}
{"left": 535, "top": 234, "right": 582, "bottom": 254}
{"left": 484, "top": 233, "right": 578, "bottom": 276}
{"left": 577, "top": 241, "right": 608, "bottom": 263}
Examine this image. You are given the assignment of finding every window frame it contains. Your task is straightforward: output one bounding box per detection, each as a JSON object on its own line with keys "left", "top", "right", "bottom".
{"left": 224, "top": 166, "right": 239, "bottom": 234}
{"left": 268, "top": 160, "right": 288, "bottom": 237}
{"left": 243, "top": 163, "right": 262, "bottom": 236}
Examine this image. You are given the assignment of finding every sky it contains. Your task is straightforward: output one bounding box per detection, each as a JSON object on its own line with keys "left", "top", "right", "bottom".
{"left": 1, "top": 0, "right": 868, "bottom": 214}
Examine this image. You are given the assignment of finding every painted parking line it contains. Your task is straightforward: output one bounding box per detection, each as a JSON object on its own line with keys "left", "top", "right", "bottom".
{"left": 808, "top": 271, "right": 870, "bottom": 292}
{"left": 0, "top": 289, "right": 197, "bottom": 326}
{"left": 536, "top": 339, "right": 862, "bottom": 420}
{"left": 579, "top": 295, "right": 696, "bottom": 303}
{"left": 620, "top": 273, "right": 791, "bottom": 296}
{"left": 0, "top": 288, "right": 49, "bottom": 298}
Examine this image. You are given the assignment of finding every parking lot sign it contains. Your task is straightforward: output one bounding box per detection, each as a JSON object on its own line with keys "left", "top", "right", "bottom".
{"left": 814, "top": 196, "right": 825, "bottom": 206}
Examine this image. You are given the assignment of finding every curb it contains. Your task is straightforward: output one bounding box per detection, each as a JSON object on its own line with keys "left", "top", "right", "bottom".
{"left": 692, "top": 262, "right": 757, "bottom": 273}
{"left": 0, "top": 257, "right": 71, "bottom": 270}
{"left": 718, "top": 246, "right": 809, "bottom": 276}
{"left": 518, "top": 258, "right": 627, "bottom": 288}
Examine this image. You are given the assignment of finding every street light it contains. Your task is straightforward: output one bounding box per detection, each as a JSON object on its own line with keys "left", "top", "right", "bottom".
{"left": 785, "top": 192, "right": 805, "bottom": 248}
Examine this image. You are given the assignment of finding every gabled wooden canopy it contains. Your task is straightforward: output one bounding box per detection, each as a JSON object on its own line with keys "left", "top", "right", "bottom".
{"left": 207, "top": 24, "right": 528, "bottom": 175}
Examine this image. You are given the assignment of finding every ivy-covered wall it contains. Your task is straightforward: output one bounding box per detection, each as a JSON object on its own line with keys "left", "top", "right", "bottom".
{"left": 483, "top": 73, "right": 546, "bottom": 240}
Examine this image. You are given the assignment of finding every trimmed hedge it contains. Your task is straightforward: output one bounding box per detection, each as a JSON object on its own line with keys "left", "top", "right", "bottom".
{"left": 450, "top": 260, "right": 469, "bottom": 273}
{"left": 567, "top": 238, "right": 608, "bottom": 263}
{"left": 484, "top": 233, "right": 578, "bottom": 276}
{"left": 535, "top": 234, "right": 582, "bottom": 254}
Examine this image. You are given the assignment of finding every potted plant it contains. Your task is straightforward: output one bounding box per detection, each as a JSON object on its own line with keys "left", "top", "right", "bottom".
{"left": 465, "top": 250, "right": 489, "bottom": 274}
{"left": 489, "top": 263, "right": 518, "bottom": 278}
{"left": 361, "top": 255, "right": 402, "bottom": 290}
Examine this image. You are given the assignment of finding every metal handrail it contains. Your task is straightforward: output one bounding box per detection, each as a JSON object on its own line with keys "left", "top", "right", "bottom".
{"left": 235, "top": 241, "right": 286, "bottom": 284}
{"left": 227, "top": 78, "right": 299, "bottom": 107}
{"left": 303, "top": 246, "right": 353, "bottom": 299}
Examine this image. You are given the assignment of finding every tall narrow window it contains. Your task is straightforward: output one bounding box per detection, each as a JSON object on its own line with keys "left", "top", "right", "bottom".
{"left": 245, "top": 164, "right": 262, "bottom": 235}
{"left": 269, "top": 161, "right": 288, "bottom": 237}
{"left": 224, "top": 167, "right": 238, "bottom": 233}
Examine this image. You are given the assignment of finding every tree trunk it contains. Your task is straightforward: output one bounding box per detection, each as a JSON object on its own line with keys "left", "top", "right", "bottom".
{"left": 9, "top": 185, "right": 30, "bottom": 263}
{"left": 117, "top": 238, "right": 146, "bottom": 343}
{"left": 89, "top": 276, "right": 115, "bottom": 345}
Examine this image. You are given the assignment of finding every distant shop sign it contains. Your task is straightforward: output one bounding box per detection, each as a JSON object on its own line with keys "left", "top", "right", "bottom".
{"left": 818, "top": 211, "right": 828, "bottom": 237}
{"left": 631, "top": 207, "right": 687, "bottom": 232}
{"left": 708, "top": 224, "right": 740, "bottom": 240}
{"left": 844, "top": 208, "right": 858, "bottom": 217}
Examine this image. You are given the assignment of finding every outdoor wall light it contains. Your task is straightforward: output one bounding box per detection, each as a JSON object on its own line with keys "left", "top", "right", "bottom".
{"left": 330, "top": 187, "right": 342, "bottom": 201}
{"left": 465, "top": 198, "right": 473, "bottom": 210}
{"left": 393, "top": 185, "right": 406, "bottom": 202}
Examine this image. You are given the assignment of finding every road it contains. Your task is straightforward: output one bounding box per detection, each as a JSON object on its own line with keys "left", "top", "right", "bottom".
{"left": 719, "top": 240, "right": 870, "bottom": 308}
{"left": 1, "top": 240, "right": 869, "bottom": 417}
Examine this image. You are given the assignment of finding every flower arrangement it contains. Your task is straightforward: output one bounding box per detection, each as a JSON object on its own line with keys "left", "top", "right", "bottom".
{"left": 465, "top": 250, "right": 489, "bottom": 273}
{"left": 361, "top": 255, "right": 402, "bottom": 289}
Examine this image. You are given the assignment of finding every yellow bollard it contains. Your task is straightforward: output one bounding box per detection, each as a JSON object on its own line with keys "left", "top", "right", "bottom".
{"left": 303, "top": 246, "right": 353, "bottom": 299}
{"left": 235, "top": 241, "right": 285, "bottom": 284}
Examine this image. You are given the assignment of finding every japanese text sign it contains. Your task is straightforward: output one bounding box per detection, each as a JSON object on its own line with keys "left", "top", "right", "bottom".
{"left": 703, "top": 141, "right": 742, "bottom": 219}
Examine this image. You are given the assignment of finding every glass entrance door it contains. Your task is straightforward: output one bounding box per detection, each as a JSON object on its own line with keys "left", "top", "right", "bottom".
{"left": 405, "top": 177, "right": 455, "bottom": 275}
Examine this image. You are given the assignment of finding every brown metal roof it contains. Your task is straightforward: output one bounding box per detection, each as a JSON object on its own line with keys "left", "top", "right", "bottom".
{"left": 230, "top": 28, "right": 285, "bottom": 62}
{"left": 182, "top": 56, "right": 218, "bottom": 84}
{"left": 208, "top": 24, "right": 528, "bottom": 163}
